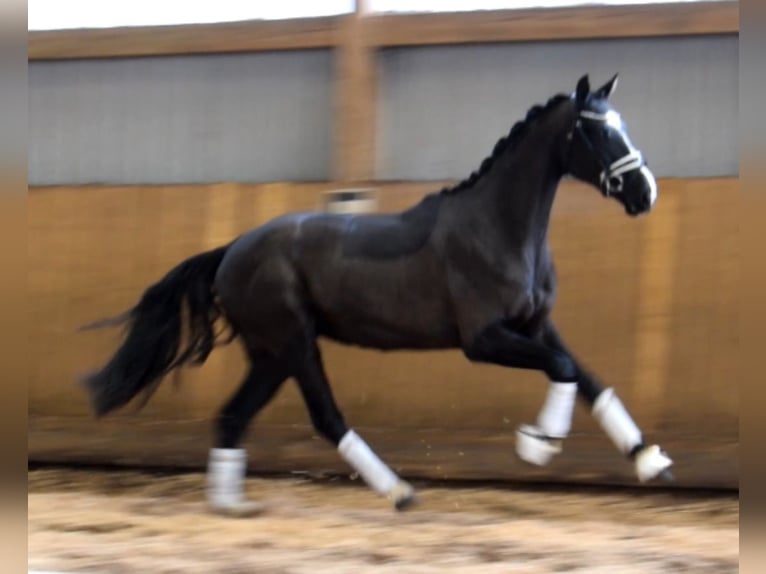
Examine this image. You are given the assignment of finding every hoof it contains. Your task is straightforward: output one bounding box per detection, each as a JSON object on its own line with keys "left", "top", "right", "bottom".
{"left": 209, "top": 500, "right": 266, "bottom": 518}
{"left": 657, "top": 468, "right": 675, "bottom": 483}
{"left": 515, "top": 424, "right": 563, "bottom": 467}
{"left": 395, "top": 493, "right": 419, "bottom": 511}
{"left": 389, "top": 480, "right": 418, "bottom": 512}
{"left": 635, "top": 444, "right": 674, "bottom": 483}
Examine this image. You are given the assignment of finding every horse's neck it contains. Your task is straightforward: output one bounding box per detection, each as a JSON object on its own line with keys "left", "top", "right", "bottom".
{"left": 481, "top": 119, "right": 567, "bottom": 249}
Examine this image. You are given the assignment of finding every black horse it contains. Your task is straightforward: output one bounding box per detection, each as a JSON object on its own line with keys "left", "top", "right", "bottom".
{"left": 82, "top": 74, "right": 672, "bottom": 516}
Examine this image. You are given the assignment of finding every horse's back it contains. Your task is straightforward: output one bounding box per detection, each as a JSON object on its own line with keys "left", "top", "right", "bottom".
{"left": 220, "top": 193, "right": 442, "bottom": 266}
{"left": 337, "top": 194, "right": 441, "bottom": 259}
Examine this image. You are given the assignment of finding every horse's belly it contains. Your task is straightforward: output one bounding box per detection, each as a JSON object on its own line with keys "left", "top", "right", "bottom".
{"left": 299, "top": 241, "right": 457, "bottom": 349}
{"left": 314, "top": 286, "right": 459, "bottom": 350}
{"left": 318, "top": 315, "right": 458, "bottom": 351}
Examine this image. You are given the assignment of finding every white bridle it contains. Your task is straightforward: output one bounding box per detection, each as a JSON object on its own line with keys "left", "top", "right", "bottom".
{"left": 576, "top": 109, "right": 657, "bottom": 207}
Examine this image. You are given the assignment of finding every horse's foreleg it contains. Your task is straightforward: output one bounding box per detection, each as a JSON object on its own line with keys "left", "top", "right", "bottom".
{"left": 539, "top": 320, "right": 674, "bottom": 483}
{"left": 515, "top": 381, "right": 578, "bottom": 467}
{"left": 465, "top": 320, "right": 580, "bottom": 466}
{"left": 208, "top": 353, "right": 289, "bottom": 517}
{"left": 290, "top": 333, "right": 417, "bottom": 511}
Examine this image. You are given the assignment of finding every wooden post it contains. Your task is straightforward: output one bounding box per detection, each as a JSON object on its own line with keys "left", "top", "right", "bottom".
{"left": 333, "top": 1, "right": 377, "bottom": 184}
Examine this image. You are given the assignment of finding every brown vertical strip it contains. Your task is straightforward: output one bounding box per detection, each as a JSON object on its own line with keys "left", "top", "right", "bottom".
{"left": 194, "top": 184, "right": 245, "bottom": 414}
{"left": 630, "top": 188, "right": 681, "bottom": 430}
{"left": 333, "top": 3, "right": 378, "bottom": 183}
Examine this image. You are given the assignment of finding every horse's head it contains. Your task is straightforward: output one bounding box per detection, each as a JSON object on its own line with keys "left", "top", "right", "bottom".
{"left": 566, "top": 74, "right": 657, "bottom": 217}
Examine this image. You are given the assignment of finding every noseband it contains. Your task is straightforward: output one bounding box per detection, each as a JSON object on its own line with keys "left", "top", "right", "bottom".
{"left": 570, "top": 109, "right": 646, "bottom": 197}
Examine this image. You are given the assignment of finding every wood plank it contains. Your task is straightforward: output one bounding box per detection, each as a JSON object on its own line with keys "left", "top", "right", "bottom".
{"left": 29, "top": 416, "right": 738, "bottom": 490}
{"left": 29, "top": 16, "right": 342, "bottom": 60}
{"left": 28, "top": 3, "right": 738, "bottom": 61}
{"left": 364, "top": 2, "right": 739, "bottom": 47}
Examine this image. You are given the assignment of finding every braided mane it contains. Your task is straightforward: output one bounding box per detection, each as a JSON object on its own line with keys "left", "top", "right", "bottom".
{"left": 440, "top": 93, "right": 571, "bottom": 196}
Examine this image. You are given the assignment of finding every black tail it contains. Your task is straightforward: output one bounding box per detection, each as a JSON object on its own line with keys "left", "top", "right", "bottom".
{"left": 81, "top": 244, "right": 234, "bottom": 417}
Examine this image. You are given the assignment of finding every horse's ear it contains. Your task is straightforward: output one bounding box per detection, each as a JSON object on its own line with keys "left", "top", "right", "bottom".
{"left": 594, "top": 73, "right": 619, "bottom": 99}
{"left": 574, "top": 74, "right": 590, "bottom": 106}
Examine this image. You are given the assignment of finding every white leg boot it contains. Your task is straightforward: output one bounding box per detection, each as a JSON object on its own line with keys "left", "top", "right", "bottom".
{"left": 592, "top": 388, "right": 673, "bottom": 482}
{"left": 634, "top": 445, "right": 675, "bottom": 483}
{"left": 338, "top": 430, "right": 417, "bottom": 511}
{"left": 207, "top": 448, "right": 265, "bottom": 517}
{"left": 516, "top": 382, "right": 577, "bottom": 466}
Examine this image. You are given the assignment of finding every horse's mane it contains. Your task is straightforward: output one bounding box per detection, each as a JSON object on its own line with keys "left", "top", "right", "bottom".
{"left": 440, "top": 93, "right": 572, "bottom": 196}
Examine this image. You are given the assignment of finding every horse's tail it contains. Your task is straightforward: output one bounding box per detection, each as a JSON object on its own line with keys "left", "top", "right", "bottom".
{"left": 80, "top": 244, "right": 234, "bottom": 418}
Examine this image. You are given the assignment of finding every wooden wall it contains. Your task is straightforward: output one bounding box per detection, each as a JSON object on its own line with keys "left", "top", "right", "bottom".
{"left": 28, "top": 177, "right": 738, "bottom": 488}
{"left": 28, "top": 3, "right": 738, "bottom": 60}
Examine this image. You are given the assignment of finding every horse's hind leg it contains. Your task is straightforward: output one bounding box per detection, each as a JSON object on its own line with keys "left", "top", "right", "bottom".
{"left": 207, "top": 350, "right": 289, "bottom": 517}
{"left": 288, "top": 331, "right": 417, "bottom": 511}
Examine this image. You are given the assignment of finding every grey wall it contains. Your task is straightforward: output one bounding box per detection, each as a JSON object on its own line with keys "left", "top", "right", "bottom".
{"left": 377, "top": 34, "right": 739, "bottom": 180}
{"left": 29, "top": 50, "right": 334, "bottom": 185}
{"left": 29, "top": 34, "right": 738, "bottom": 185}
